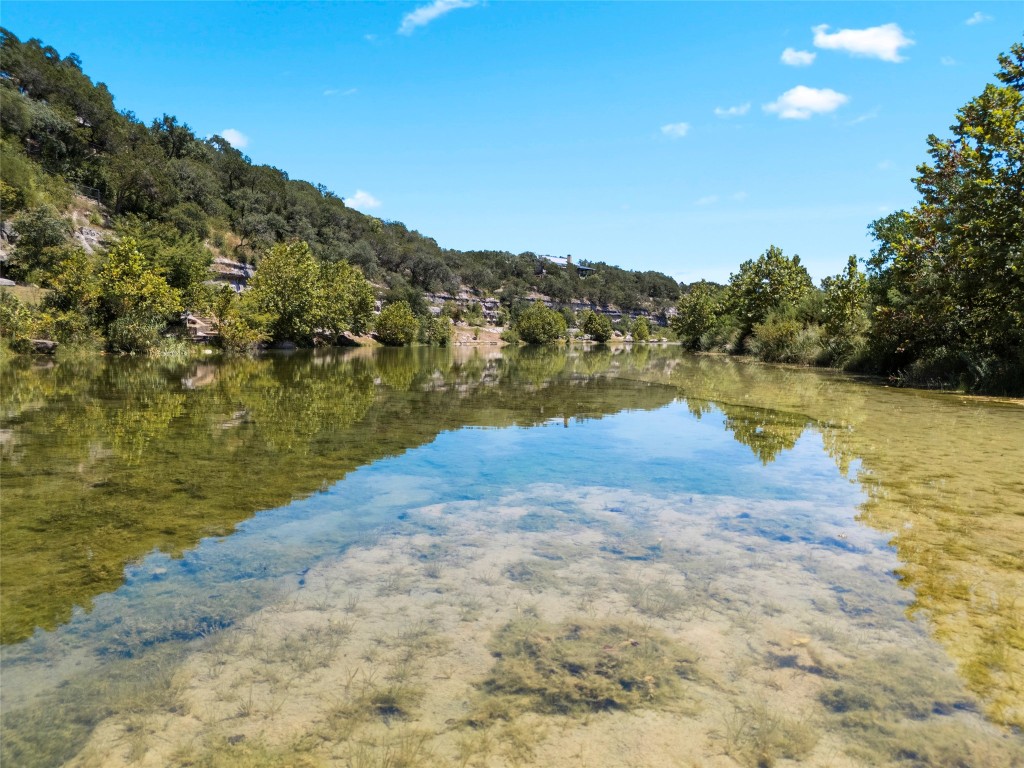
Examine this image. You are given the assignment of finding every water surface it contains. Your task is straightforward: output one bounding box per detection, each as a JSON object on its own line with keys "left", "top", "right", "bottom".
{"left": 1, "top": 347, "right": 1021, "bottom": 767}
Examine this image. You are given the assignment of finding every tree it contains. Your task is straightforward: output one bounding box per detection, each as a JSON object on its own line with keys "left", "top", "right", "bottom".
{"left": 868, "top": 43, "right": 1024, "bottom": 389}
{"left": 515, "top": 302, "right": 566, "bottom": 344}
{"left": 821, "top": 255, "right": 869, "bottom": 339}
{"left": 375, "top": 301, "right": 419, "bottom": 346}
{"left": 727, "top": 245, "right": 814, "bottom": 338}
{"left": 7, "top": 204, "right": 71, "bottom": 282}
{"left": 316, "top": 259, "right": 375, "bottom": 339}
{"left": 423, "top": 315, "right": 452, "bottom": 346}
{"left": 98, "top": 238, "right": 181, "bottom": 351}
{"left": 246, "top": 241, "right": 319, "bottom": 343}
{"left": 671, "top": 281, "right": 721, "bottom": 349}
{"left": 579, "top": 309, "right": 613, "bottom": 342}
{"left": 631, "top": 315, "right": 651, "bottom": 342}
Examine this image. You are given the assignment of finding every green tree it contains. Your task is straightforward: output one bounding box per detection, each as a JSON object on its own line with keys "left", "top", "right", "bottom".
{"left": 246, "top": 241, "right": 319, "bottom": 344}
{"left": 868, "top": 43, "right": 1024, "bottom": 390}
{"left": 423, "top": 315, "right": 452, "bottom": 346}
{"left": 515, "top": 302, "right": 567, "bottom": 344}
{"left": 727, "top": 245, "right": 814, "bottom": 338}
{"left": 98, "top": 238, "right": 181, "bottom": 352}
{"left": 580, "top": 309, "right": 613, "bottom": 342}
{"left": 316, "top": 259, "right": 375, "bottom": 339}
{"left": 822, "top": 255, "right": 869, "bottom": 339}
{"left": 631, "top": 315, "right": 651, "bottom": 342}
{"left": 671, "top": 281, "right": 721, "bottom": 349}
{"left": 7, "top": 204, "right": 71, "bottom": 283}
{"left": 375, "top": 301, "right": 419, "bottom": 346}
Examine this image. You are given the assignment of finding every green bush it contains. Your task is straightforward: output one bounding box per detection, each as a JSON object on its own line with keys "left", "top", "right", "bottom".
{"left": 0, "top": 290, "right": 37, "bottom": 352}
{"left": 515, "top": 302, "right": 566, "bottom": 344}
{"left": 631, "top": 316, "right": 651, "bottom": 342}
{"left": 375, "top": 301, "right": 419, "bottom": 346}
{"left": 423, "top": 315, "right": 452, "bottom": 346}
{"left": 106, "top": 313, "right": 163, "bottom": 353}
{"left": 747, "top": 310, "right": 824, "bottom": 365}
{"left": 580, "top": 309, "right": 613, "bottom": 342}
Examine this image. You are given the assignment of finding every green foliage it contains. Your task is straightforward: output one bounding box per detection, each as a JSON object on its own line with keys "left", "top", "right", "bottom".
{"left": 375, "top": 301, "right": 419, "bottom": 346}
{"left": 671, "top": 281, "right": 722, "bottom": 350}
{"left": 746, "top": 307, "right": 824, "bottom": 365}
{"left": 630, "top": 315, "right": 651, "bottom": 342}
{"left": 98, "top": 238, "right": 181, "bottom": 352}
{"left": 867, "top": 42, "right": 1024, "bottom": 391}
{"left": 422, "top": 315, "right": 452, "bottom": 346}
{"left": 245, "top": 241, "right": 319, "bottom": 343}
{"left": 515, "top": 302, "right": 567, "bottom": 344}
{"left": 727, "top": 245, "right": 814, "bottom": 338}
{"left": 8, "top": 204, "right": 72, "bottom": 283}
{"left": 39, "top": 248, "right": 102, "bottom": 342}
{"left": 579, "top": 309, "right": 613, "bottom": 342}
{"left": 316, "top": 259, "right": 375, "bottom": 339}
{"left": 0, "top": 290, "right": 37, "bottom": 352}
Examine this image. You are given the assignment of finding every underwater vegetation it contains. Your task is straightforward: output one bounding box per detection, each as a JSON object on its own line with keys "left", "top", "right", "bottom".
{"left": 474, "top": 617, "right": 700, "bottom": 719}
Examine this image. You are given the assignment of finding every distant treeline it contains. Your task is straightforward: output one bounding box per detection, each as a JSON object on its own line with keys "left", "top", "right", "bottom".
{"left": 0, "top": 27, "right": 1021, "bottom": 393}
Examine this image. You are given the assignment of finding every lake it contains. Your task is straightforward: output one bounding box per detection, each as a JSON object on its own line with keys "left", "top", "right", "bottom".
{"left": 1, "top": 346, "right": 1022, "bottom": 767}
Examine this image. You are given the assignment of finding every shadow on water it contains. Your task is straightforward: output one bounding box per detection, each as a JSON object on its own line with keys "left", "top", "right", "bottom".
{"left": 1, "top": 345, "right": 1022, "bottom": 766}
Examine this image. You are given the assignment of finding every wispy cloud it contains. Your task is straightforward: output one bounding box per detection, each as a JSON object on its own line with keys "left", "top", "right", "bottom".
{"left": 732, "top": 191, "right": 748, "bottom": 202}
{"left": 346, "top": 190, "right": 381, "bottom": 210}
{"left": 399, "top": 0, "right": 477, "bottom": 35}
{"left": 220, "top": 128, "right": 249, "bottom": 148}
{"left": 764, "top": 86, "right": 849, "bottom": 119}
{"left": 812, "top": 23, "right": 913, "bottom": 62}
{"left": 695, "top": 195, "right": 719, "bottom": 206}
{"left": 781, "top": 48, "right": 816, "bottom": 66}
{"left": 965, "top": 11, "right": 992, "bottom": 25}
{"left": 660, "top": 122, "right": 690, "bottom": 138}
{"left": 714, "top": 103, "right": 750, "bottom": 118}
{"left": 940, "top": 56, "right": 957, "bottom": 67}
{"left": 324, "top": 88, "right": 358, "bottom": 97}
{"left": 847, "top": 107, "right": 880, "bottom": 125}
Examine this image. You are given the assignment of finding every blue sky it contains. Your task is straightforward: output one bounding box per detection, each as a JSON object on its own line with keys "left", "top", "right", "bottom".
{"left": 3, "top": 2, "right": 1017, "bottom": 282}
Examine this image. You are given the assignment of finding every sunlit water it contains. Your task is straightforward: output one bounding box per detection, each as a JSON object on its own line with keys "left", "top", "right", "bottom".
{"left": 1, "top": 347, "right": 1021, "bottom": 767}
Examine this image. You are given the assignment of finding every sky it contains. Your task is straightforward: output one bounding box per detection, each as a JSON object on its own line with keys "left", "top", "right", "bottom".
{"left": 2, "top": 2, "right": 1017, "bottom": 282}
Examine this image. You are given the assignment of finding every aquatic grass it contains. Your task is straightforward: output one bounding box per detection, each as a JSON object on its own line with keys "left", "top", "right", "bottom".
{"left": 719, "top": 698, "right": 820, "bottom": 768}
{"left": 474, "top": 617, "right": 699, "bottom": 719}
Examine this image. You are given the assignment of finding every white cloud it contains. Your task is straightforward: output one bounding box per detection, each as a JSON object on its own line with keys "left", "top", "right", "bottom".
{"left": 695, "top": 195, "right": 719, "bottom": 206}
{"left": 660, "top": 122, "right": 690, "bottom": 138}
{"left": 220, "top": 128, "right": 249, "bottom": 148}
{"left": 965, "top": 11, "right": 992, "bottom": 25}
{"left": 764, "top": 85, "right": 849, "bottom": 119}
{"left": 812, "top": 23, "right": 913, "bottom": 62}
{"left": 346, "top": 190, "right": 381, "bottom": 211}
{"left": 324, "top": 87, "right": 358, "bottom": 97}
{"left": 781, "top": 48, "right": 816, "bottom": 66}
{"left": 732, "top": 191, "right": 749, "bottom": 202}
{"left": 940, "top": 56, "right": 957, "bottom": 66}
{"left": 714, "top": 103, "right": 751, "bottom": 118}
{"left": 399, "top": 0, "right": 477, "bottom": 35}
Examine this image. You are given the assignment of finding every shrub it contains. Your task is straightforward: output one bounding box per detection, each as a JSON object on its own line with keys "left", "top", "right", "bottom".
{"left": 580, "top": 309, "right": 613, "bottom": 342}
{"left": 375, "top": 301, "right": 419, "bottom": 346}
{"left": 515, "top": 302, "right": 566, "bottom": 344}
{"left": 423, "top": 315, "right": 452, "bottom": 346}
{"left": 631, "top": 316, "right": 651, "bottom": 342}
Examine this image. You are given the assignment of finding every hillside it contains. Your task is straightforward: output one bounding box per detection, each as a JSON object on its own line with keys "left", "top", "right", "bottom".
{"left": 0, "top": 27, "right": 680, "bottom": 343}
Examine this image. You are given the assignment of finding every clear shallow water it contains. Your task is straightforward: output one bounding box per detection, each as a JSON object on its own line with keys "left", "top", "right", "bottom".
{"left": 1, "top": 347, "right": 1021, "bottom": 767}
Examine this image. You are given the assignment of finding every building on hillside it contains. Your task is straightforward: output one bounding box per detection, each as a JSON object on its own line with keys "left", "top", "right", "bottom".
{"left": 537, "top": 254, "right": 595, "bottom": 276}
